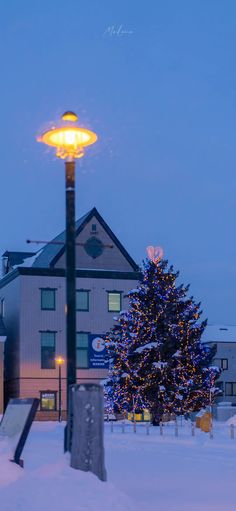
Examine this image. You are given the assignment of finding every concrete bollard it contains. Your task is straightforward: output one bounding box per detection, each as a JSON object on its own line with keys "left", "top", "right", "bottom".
{"left": 230, "top": 424, "right": 234, "bottom": 439}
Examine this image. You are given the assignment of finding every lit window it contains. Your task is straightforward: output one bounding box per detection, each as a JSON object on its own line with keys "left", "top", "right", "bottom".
{"left": 76, "top": 332, "right": 89, "bottom": 368}
{"left": 41, "top": 332, "right": 56, "bottom": 369}
{"left": 41, "top": 289, "right": 56, "bottom": 310}
{"left": 40, "top": 391, "right": 57, "bottom": 411}
{"left": 108, "top": 292, "right": 121, "bottom": 312}
{"left": 76, "top": 290, "right": 89, "bottom": 311}
{"left": 225, "top": 382, "right": 236, "bottom": 396}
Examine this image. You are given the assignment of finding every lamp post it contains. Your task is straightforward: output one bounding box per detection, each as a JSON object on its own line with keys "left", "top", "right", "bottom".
{"left": 37, "top": 112, "right": 97, "bottom": 410}
{"left": 55, "top": 355, "right": 65, "bottom": 422}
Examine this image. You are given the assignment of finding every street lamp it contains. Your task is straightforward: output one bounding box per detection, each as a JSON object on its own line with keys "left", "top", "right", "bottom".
{"left": 37, "top": 111, "right": 97, "bottom": 410}
{"left": 55, "top": 355, "right": 65, "bottom": 422}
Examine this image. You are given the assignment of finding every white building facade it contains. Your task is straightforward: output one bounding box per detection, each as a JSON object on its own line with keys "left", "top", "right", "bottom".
{"left": 0, "top": 208, "right": 140, "bottom": 419}
{"left": 202, "top": 325, "right": 236, "bottom": 405}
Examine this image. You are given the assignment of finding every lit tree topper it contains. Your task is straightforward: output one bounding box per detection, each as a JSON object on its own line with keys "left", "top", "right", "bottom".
{"left": 146, "top": 245, "right": 164, "bottom": 265}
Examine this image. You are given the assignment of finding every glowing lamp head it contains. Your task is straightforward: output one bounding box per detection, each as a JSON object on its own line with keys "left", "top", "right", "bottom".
{"left": 55, "top": 356, "right": 65, "bottom": 366}
{"left": 37, "top": 111, "right": 97, "bottom": 160}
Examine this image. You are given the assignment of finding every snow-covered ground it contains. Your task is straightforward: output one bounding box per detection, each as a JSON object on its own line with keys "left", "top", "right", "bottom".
{"left": 0, "top": 419, "right": 236, "bottom": 511}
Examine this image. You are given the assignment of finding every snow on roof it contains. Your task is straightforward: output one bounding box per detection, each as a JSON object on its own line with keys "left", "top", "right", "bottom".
{"left": 202, "top": 325, "right": 236, "bottom": 344}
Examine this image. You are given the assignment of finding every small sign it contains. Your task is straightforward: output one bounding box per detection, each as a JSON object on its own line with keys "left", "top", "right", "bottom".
{"left": 0, "top": 398, "right": 39, "bottom": 467}
{"left": 89, "top": 334, "right": 108, "bottom": 369}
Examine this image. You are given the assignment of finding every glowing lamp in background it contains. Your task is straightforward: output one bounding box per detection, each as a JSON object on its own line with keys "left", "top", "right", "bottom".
{"left": 37, "top": 111, "right": 98, "bottom": 160}
{"left": 55, "top": 355, "right": 65, "bottom": 422}
{"left": 55, "top": 356, "right": 65, "bottom": 366}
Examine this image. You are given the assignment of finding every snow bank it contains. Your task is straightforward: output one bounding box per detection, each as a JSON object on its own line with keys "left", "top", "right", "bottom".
{"left": 0, "top": 425, "right": 135, "bottom": 511}
{"left": 1, "top": 420, "right": 236, "bottom": 511}
{"left": 0, "top": 455, "right": 135, "bottom": 511}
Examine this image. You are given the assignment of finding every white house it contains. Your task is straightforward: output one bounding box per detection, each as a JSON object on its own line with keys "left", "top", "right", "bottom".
{"left": 0, "top": 207, "right": 140, "bottom": 419}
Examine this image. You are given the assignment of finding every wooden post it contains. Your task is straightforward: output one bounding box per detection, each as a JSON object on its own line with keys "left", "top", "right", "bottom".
{"left": 230, "top": 424, "right": 234, "bottom": 439}
{"left": 133, "top": 419, "right": 137, "bottom": 433}
{"left": 191, "top": 422, "right": 195, "bottom": 437}
{"left": 122, "top": 420, "right": 125, "bottom": 434}
{"left": 175, "top": 420, "right": 178, "bottom": 437}
{"left": 111, "top": 420, "right": 114, "bottom": 433}
{"left": 160, "top": 422, "right": 163, "bottom": 436}
{"left": 209, "top": 425, "right": 213, "bottom": 439}
{"left": 146, "top": 422, "right": 150, "bottom": 435}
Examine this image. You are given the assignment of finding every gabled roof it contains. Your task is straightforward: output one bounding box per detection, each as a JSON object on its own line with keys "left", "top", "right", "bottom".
{"left": 2, "top": 251, "right": 36, "bottom": 267}
{"left": 0, "top": 317, "right": 6, "bottom": 341}
{"left": 202, "top": 325, "right": 236, "bottom": 344}
{"left": 32, "top": 207, "right": 139, "bottom": 271}
{"left": 31, "top": 210, "right": 90, "bottom": 268}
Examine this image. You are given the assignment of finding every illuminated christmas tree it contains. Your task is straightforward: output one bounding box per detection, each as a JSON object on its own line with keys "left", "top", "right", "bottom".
{"left": 106, "top": 254, "right": 220, "bottom": 423}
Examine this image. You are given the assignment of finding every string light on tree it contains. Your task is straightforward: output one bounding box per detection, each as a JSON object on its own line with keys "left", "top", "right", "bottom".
{"left": 105, "top": 249, "right": 220, "bottom": 424}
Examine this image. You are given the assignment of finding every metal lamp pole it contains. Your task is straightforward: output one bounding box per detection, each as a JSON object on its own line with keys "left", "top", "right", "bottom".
{"left": 55, "top": 356, "right": 65, "bottom": 422}
{"left": 37, "top": 111, "right": 97, "bottom": 414}
{"left": 65, "top": 159, "right": 76, "bottom": 398}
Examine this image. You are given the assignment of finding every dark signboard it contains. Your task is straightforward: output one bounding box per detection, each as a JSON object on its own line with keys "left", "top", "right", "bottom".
{"left": 0, "top": 398, "right": 39, "bottom": 467}
{"left": 89, "top": 334, "right": 109, "bottom": 369}
{"left": 70, "top": 384, "right": 107, "bottom": 481}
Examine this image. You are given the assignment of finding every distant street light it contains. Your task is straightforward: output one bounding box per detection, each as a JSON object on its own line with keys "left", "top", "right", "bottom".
{"left": 37, "top": 111, "right": 97, "bottom": 410}
{"left": 55, "top": 356, "right": 65, "bottom": 422}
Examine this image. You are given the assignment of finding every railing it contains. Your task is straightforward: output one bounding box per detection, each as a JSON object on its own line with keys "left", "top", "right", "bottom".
{"left": 104, "top": 418, "right": 236, "bottom": 440}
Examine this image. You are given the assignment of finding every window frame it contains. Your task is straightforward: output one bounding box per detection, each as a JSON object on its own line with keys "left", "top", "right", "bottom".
{"left": 221, "top": 358, "right": 228, "bottom": 370}
{"left": 76, "top": 331, "right": 90, "bottom": 369}
{"left": 225, "top": 382, "right": 236, "bottom": 396}
{"left": 214, "top": 358, "right": 228, "bottom": 371}
{"left": 40, "top": 288, "right": 56, "bottom": 311}
{"left": 40, "top": 331, "right": 56, "bottom": 370}
{"left": 107, "top": 291, "right": 122, "bottom": 312}
{"left": 76, "top": 289, "right": 90, "bottom": 312}
{"left": 216, "top": 381, "right": 224, "bottom": 393}
{"left": 40, "top": 391, "right": 57, "bottom": 411}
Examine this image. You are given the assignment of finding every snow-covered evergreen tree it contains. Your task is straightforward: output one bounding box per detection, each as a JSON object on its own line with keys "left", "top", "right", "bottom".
{"left": 105, "top": 258, "right": 220, "bottom": 423}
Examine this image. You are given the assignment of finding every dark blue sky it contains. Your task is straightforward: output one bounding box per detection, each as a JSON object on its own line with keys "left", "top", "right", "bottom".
{"left": 0, "top": 1, "right": 235, "bottom": 324}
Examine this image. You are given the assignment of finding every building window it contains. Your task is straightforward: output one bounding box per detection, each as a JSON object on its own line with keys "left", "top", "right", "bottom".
{"left": 0, "top": 298, "right": 4, "bottom": 318}
{"left": 91, "top": 224, "right": 97, "bottom": 232}
{"left": 40, "top": 391, "right": 57, "bottom": 411}
{"left": 221, "top": 359, "right": 228, "bottom": 370}
{"left": 76, "top": 332, "right": 89, "bottom": 368}
{"left": 216, "top": 381, "right": 224, "bottom": 394}
{"left": 41, "top": 289, "right": 56, "bottom": 310}
{"left": 214, "top": 358, "right": 228, "bottom": 370}
{"left": 41, "top": 331, "right": 56, "bottom": 369}
{"left": 76, "top": 290, "right": 89, "bottom": 311}
{"left": 225, "top": 382, "right": 236, "bottom": 396}
{"left": 108, "top": 292, "right": 122, "bottom": 312}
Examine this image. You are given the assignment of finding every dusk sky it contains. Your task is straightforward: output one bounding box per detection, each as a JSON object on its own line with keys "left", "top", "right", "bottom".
{"left": 0, "top": 1, "right": 235, "bottom": 324}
